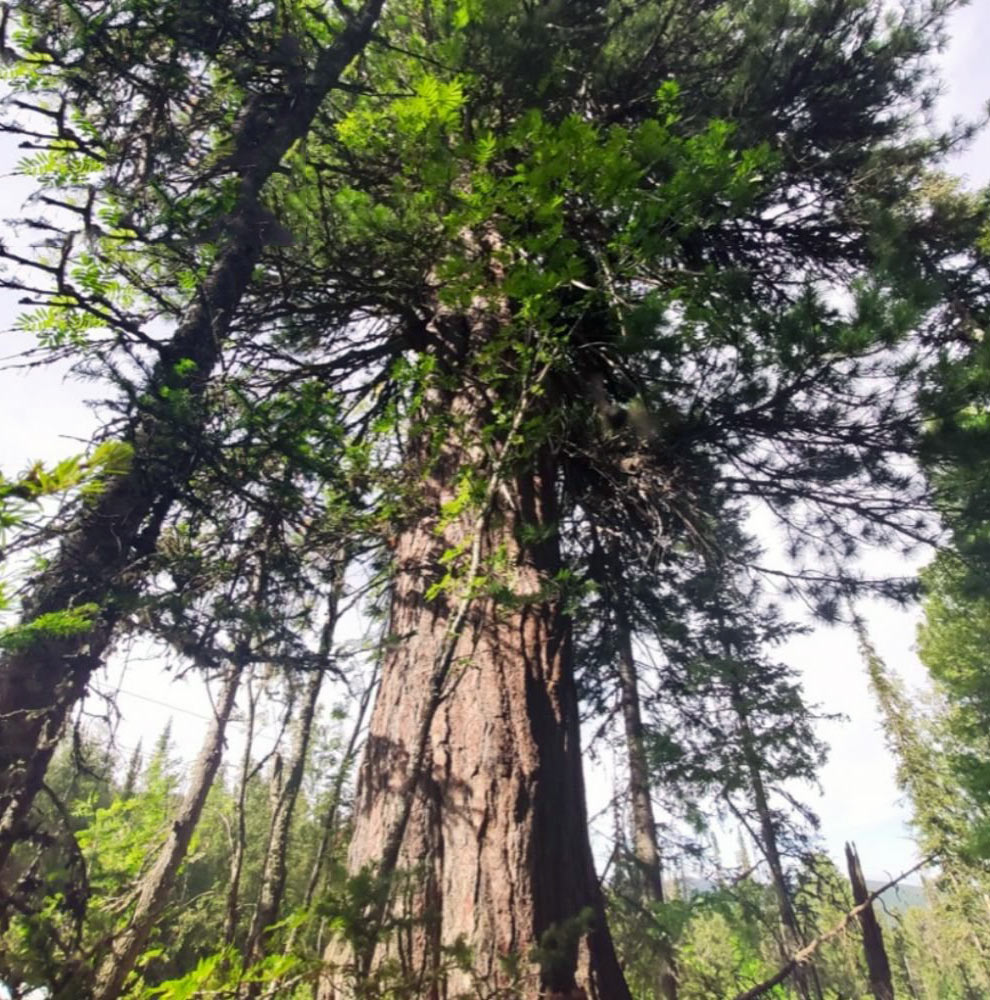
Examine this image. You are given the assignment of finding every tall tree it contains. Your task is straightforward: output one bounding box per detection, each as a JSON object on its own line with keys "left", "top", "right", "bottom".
{"left": 615, "top": 609, "right": 680, "bottom": 1000}
{"left": 4, "top": 1, "right": 990, "bottom": 994}
{"left": 319, "top": 0, "right": 988, "bottom": 978}
{"left": 283, "top": 658, "right": 379, "bottom": 958}
{"left": 719, "top": 631, "right": 819, "bottom": 1000}
{"left": 856, "top": 621, "right": 990, "bottom": 981}
{"left": 856, "top": 622, "right": 984, "bottom": 863}
{"left": 585, "top": 531, "right": 680, "bottom": 1000}
{"left": 246, "top": 583, "right": 343, "bottom": 967}
{"left": 916, "top": 552, "right": 990, "bottom": 850}
{"left": 90, "top": 661, "right": 243, "bottom": 1000}
{"left": 225, "top": 675, "right": 261, "bottom": 949}
{"left": 636, "top": 556, "right": 826, "bottom": 1000}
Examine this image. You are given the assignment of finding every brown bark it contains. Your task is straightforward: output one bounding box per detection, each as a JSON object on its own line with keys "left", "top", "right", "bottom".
{"left": 246, "top": 654, "right": 327, "bottom": 964}
{"left": 0, "top": 0, "right": 384, "bottom": 878}
{"left": 729, "top": 674, "right": 813, "bottom": 1000}
{"left": 317, "top": 320, "right": 630, "bottom": 998}
{"left": 91, "top": 663, "right": 243, "bottom": 1000}
{"left": 225, "top": 677, "right": 260, "bottom": 946}
{"left": 615, "top": 610, "right": 678, "bottom": 1000}
{"left": 845, "top": 842, "right": 895, "bottom": 1000}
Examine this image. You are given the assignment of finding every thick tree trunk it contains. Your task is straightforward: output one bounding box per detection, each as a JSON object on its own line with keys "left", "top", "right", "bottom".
{"left": 318, "top": 345, "right": 630, "bottom": 997}
{"left": 0, "top": 0, "right": 383, "bottom": 877}
{"left": 845, "top": 842, "right": 895, "bottom": 1000}
{"left": 91, "top": 663, "right": 243, "bottom": 1000}
{"left": 615, "top": 613, "right": 678, "bottom": 1000}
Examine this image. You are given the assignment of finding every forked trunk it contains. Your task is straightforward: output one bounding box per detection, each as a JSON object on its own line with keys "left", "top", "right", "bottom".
{"left": 318, "top": 325, "right": 630, "bottom": 997}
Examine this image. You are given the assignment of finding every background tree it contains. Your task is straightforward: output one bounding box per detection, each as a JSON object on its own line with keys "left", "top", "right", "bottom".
{"left": 916, "top": 552, "right": 990, "bottom": 851}
{"left": 858, "top": 621, "right": 990, "bottom": 993}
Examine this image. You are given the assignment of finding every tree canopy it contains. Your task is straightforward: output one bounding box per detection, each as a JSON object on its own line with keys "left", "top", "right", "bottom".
{"left": 1, "top": 0, "right": 990, "bottom": 997}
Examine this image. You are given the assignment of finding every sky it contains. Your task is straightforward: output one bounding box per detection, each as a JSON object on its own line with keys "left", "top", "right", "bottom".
{"left": 1, "top": 2, "right": 989, "bottom": 883}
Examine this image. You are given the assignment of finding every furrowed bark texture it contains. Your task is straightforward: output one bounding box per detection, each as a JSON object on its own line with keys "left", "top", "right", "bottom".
{"left": 0, "top": 0, "right": 383, "bottom": 876}
{"left": 320, "top": 320, "right": 630, "bottom": 998}
{"left": 91, "top": 662, "right": 243, "bottom": 1000}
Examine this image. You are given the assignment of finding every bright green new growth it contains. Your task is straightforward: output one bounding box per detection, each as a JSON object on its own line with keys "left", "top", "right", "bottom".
{"left": 0, "top": 441, "right": 133, "bottom": 637}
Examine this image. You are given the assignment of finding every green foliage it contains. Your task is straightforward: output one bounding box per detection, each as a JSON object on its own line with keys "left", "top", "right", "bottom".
{"left": 607, "top": 860, "right": 891, "bottom": 1000}
{"left": 857, "top": 626, "right": 990, "bottom": 997}
{"left": 914, "top": 554, "right": 990, "bottom": 857}
{"left": 0, "top": 442, "right": 133, "bottom": 631}
{"left": 0, "top": 442, "right": 133, "bottom": 532}
{"left": 3, "top": 0, "right": 990, "bottom": 995}
{"left": 677, "top": 908, "right": 771, "bottom": 1000}
{"left": 0, "top": 602, "right": 101, "bottom": 651}
{"left": 0, "top": 700, "right": 364, "bottom": 998}
{"left": 147, "top": 947, "right": 304, "bottom": 1000}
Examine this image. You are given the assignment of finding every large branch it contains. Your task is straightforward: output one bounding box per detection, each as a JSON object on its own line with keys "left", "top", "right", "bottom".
{"left": 0, "top": 0, "right": 385, "bottom": 877}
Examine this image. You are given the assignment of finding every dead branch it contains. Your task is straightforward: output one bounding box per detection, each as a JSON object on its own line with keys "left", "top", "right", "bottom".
{"left": 729, "top": 855, "right": 934, "bottom": 1000}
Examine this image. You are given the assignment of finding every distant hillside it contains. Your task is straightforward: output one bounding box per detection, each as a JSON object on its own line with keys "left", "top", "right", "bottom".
{"left": 676, "top": 876, "right": 927, "bottom": 914}
{"left": 868, "top": 880, "right": 927, "bottom": 914}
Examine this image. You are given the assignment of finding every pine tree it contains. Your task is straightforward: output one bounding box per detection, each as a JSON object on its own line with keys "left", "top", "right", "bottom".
{"left": 857, "top": 621, "right": 990, "bottom": 983}
{"left": 2, "top": 1, "right": 989, "bottom": 994}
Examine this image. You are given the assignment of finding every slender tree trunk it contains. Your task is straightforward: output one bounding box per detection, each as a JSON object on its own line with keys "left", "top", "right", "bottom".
{"left": 90, "top": 663, "right": 243, "bottom": 1000}
{"left": 615, "top": 606, "right": 678, "bottom": 1000}
{"left": 225, "top": 678, "right": 259, "bottom": 946}
{"left": 318, "top": 317, "right": 630, "bottom": 998}
{"left": 284, "top": 661, "right": 378, "bottom": 956}
{"left": 845, "top": 842, "right": 895, "bottom": 1000}
{"left": 729, "top": 676, "right": 813, "bottom": 1000}
{"left": 246, "top": 659, "right": 327, "bottom": 964}
{"left": 0, "top": 1, "right": 383, "bottom": 877}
